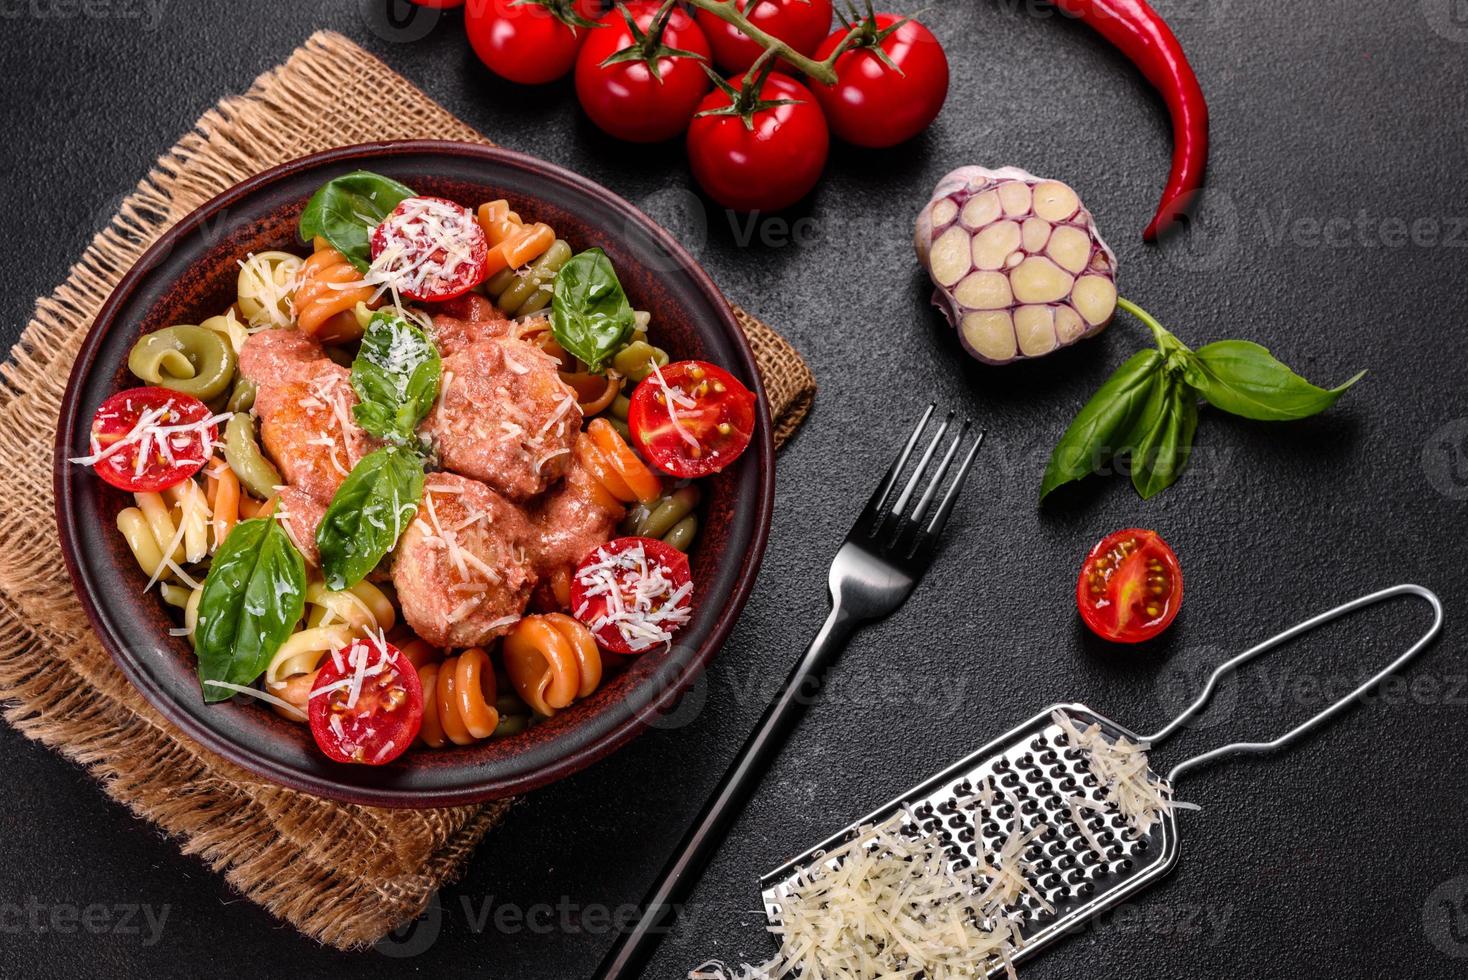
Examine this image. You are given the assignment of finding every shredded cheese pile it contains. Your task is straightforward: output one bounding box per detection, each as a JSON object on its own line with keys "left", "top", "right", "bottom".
{"left": 1051, "top": 710, "right": 1196, "bottom": 835}
{"left": 693, "top": 812, "right": 1022, "bottom": 980}
{"left": 574, "top": 540, "right": 692, "bottom": 652}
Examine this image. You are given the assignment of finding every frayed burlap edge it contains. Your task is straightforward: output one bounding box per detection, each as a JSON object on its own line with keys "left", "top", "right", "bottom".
{"left": 0, "top": 30, "right": 813, "bottom": 950}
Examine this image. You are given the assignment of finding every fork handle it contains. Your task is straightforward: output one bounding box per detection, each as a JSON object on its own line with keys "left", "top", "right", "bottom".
{"left": 594, "top": 603, "right": 857, "bottom": 980}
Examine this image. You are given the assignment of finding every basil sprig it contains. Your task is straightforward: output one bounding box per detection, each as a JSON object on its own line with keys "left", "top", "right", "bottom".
{"left": 351, "top": 310, "right": 442, "bottom": 443}
{"left": 550, "top": 248, "right": 636, "bottom": 372}
{"left": 298, "top": 169, "right": 415, "bottom": 272}
{"left": 316, "top": 444, "right": 426, "bottom": 591}
{"left": 194, "top": 518, "right": 307, "bottom": 703}
{"left": 1041, "top": 299, "right": 1364, "bottom": 501}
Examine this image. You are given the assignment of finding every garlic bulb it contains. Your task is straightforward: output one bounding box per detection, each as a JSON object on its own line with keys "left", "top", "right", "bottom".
{"left": 914, "top": 166, "right": 1119, "bottom": 364}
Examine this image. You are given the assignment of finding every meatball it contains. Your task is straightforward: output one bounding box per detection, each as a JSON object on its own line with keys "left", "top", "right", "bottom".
{"left": 524, "top": 434, "right": 625, "bottom": 607}
{"left": 274, "top": 487, "right": 326, "bottom": 567}
{"left": 392, "top": 473, "right": 536, "bottom": 648}
{"left": 427, "top": 293, "right": 515, "bottom": 357}
{"left": 423, "top": 338, "right": 580, "bottom": 501}
{"left": 240, "top": 330, "right": 380, "bottom": 503}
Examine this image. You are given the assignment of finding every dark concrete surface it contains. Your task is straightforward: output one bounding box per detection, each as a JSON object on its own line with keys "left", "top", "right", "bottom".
{"left": 3, "top": 1, "right": 1467, "bottom": 978}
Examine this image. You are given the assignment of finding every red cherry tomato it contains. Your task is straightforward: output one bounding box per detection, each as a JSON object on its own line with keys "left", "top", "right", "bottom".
{"left": 695, "top": 0, "right": 833, "bottom": 72}
{"left": 686, "top": 70, "right": 828, "bottom": 212}
{"left": 369, "top": 196, "right": 489, "bottom": 302}
{"left": 571, "top": 536, "right": 694, "bottom": 654}
{"left": 810, "top": 14, "right": 948, "bottom": 148}
{"left": 308, "top": 636, "right": 423, "bottom": 765}
{"left": 628, "top": 360, "right": 756, "bottom": 478}
{"left": 78, "top": 387, "right": 219, "bottom": 492}
{"left": 1076, "top": 529, "right": 1183, "bottom": 644}
{"left": 575, "top": 2, "right": 712, "bottom": 143}
{"left": 465, "top": 0, "right": 601, "bottom": 85}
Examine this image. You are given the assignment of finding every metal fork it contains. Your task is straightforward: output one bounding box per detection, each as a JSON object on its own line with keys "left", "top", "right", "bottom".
{"left": 596, "top": 405, "right": 984, "bottom": 979}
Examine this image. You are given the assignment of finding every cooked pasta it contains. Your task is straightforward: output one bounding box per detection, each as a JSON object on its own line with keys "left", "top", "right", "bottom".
{"left": 417, "top": 646, "right": 526, "bottom": 747}
{"left": 622, "top": 485, "right": 701, "bottom": 552}
{"left": 292, "top": 242, "right": 376, "bottom": 341}
{"left": 127, "top": 325, "right": 238, "bottom": 403}
{"left": 263, "top": 625, "right": 353, "bottom": 720}
{"left": 501, "top": 614, "right": 602, "bottom": 718}
{"left": 577, "top": 418, "right": 663, "bottom": 505}
{"left": 236, "top": 250, "right": 304, "bottom": 330}
{"left": 303, "top": 579, "right": 396, "bottom": 633}
{"left": 486, "top": 238, "right": 572, "bottom": 317}
{"left": 223, "top": 411, "right": 282, "bottom": 500}
{"left": 201, "top": 307, "right": 251, "bottom": 357}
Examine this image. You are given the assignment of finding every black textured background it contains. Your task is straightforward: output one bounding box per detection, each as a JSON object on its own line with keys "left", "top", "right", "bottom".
{"left": 3, "top": 1, "right": 1468, "bottom": 978}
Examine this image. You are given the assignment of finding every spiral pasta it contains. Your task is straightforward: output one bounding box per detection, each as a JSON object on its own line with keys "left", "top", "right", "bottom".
{"left": 127, "top": 325, "right": 238, "bottom": 403}
{"left": 476, "top": 200, "right": 556, "bottom": 283}
{"left": 576, "top": 418, "right": 663, "bottom": 505}
{"left": 260, "top": 579, "right": 396, "bottom": 721}
{"left": 622, "top": 484, "right": 701, "bottom": 552}
{"left": 292, "top": 241, "right": 376, "bottom": 341}
{"left": 485, "top": 238, "right": 571, "bottom": 317}
{"left": 237, "top": 250, "right": 304, "bottom": 330}
{"left": 201, "top": 307, "right": 251, "bottom": 356}
{"left": 501, "top": 614, "right": 602, "bottom": 718}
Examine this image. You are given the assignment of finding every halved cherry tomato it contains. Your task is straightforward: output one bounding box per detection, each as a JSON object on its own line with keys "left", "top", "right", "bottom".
{"left": 368, "top": 196, "right": 489, "bottom": 302}
{"left": 696, "top": 0, "right": 834, "bottom": 72}
{"left": 1076, "top": 529, "right": 1183, "bottom": 644}
{"left": 308, "top": 636, "right": 423, "bottom": 765}
{"left": 627, "top": 360, "right": 756, "bottom": 478}
{"left": 78, "top": 387, "right": 219, "bottom": 492}
{"left": 571, "top": 536, "right": 693, "bottom": 654}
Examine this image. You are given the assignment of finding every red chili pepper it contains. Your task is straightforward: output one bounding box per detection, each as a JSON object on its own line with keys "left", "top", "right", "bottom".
{"left": 1053, "top": 0, "right": 1209, "bottom": 242}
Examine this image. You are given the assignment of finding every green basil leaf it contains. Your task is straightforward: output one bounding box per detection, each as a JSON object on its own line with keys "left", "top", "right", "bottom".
{"left": 316, "top": 445, "right": 425, "bottom": 590}
{"left": 1039, "top": 350, "right": 1166, "bottom": 501}
{"left": 1185, "top": 340, "right": 1365, "bottom": 421}
{"left": 550, "top": 248, "right": 635, "bottom": 372}
{"left": 194, "top": 518, "right": 306, "bottom": 703}
{"left": 1130, "top": 377, "right": 1199, "bottom": 499}
{"left": 351, "top": 310, "right": 441, "bottom": 441}
{"left": 298, "top": 170, "right": 416, "bottom": 272}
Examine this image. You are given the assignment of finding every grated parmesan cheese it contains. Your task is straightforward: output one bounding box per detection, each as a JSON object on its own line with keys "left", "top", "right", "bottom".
{"left": 1051, "top": 710, "right": 1197, "bottom": 834}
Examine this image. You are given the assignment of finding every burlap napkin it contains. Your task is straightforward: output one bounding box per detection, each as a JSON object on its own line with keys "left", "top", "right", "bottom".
{"left": 0, "top": 30, "right": 814, "bottom": 949}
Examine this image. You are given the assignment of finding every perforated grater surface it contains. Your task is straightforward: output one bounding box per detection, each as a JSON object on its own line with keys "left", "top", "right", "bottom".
{"left": 759, "top": 584, "right": 1443, "bottom": 974}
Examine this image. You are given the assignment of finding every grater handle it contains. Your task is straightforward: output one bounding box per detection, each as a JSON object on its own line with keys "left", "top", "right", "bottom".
{"left": 1143, "top": 584, "right": 1443, "bottom": 785}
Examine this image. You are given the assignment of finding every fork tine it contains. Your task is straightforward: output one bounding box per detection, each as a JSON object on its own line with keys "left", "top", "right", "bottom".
{"left": 923, "top": 429, "right": 985, "bottom": 538}
{"left": 859, "top": 403, "right": 934, "bottom": 528}
{"left": 890, "top": 411, "right": 953, "bottom": 517}
{"left": 908, "top": 419, "right": 971, "bottom": 525}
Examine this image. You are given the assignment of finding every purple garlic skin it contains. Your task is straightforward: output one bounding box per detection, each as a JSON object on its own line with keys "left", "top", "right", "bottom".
{"left": 914, "top": 166, "right": 1119, "bottom": 365}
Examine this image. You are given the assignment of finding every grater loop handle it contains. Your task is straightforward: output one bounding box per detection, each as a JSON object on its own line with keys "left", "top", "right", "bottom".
{"left": 1141, "top": 584, "right": 1443, "bottom": 785}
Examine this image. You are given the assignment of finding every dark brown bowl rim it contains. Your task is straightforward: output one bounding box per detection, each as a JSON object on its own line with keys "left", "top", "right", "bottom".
{"left": 53, "top": 140, "right": 775, "bottom": 807}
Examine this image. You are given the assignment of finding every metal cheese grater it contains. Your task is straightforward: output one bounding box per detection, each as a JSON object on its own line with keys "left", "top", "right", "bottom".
{"left": 760, "top": 584, "right": 1443, "bottom": 973}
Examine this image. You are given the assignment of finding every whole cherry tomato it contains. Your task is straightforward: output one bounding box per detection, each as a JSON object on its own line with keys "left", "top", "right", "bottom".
{"left": 1076, "top": 528, "right": 1183, "bottom": 644}
{"left": 695, "top": 0, "right": 833, "bottom": 72}
{"left": 810, "top": 13, "right": 949, "bottom": 147}
{"left": 465, "top": 0, "right": 602, "bottom": 85}
{"left": 687, "top": 67, "right": 829, "bottom": 211}
{"left": 575, "top": 2, "right": 712, "bottom": 143}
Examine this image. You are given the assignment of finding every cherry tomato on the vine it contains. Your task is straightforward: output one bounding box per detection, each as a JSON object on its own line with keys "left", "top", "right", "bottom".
{"left": 687, "top": 68, "right": 829, "bottom": 212}
{"left": 575, "top": 1, "right": 712, "bottom": 143}
{"left": 695, "top": 0, "right": 834, "bottom": 72}
{"left": 1076, "top": 528, "right": 1183, "bottom": 644}
{"left": 465, "top": 0, "right": 602, "bottom": 85}
{"left": 811, "top": 13, "right": 948, "bottom": 148}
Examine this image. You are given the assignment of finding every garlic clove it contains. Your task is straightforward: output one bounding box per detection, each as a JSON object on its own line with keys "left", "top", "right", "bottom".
{"left": 998, "top": 180, "right": 1032, "bottom": 216}
{"left": 960, "top": 190, "right": 1002, "bottom": 229}
{"left": 929, "top": 224, "right": 973, "bottom": 287}
{"left": 1015, "top": 305, "right": 1058, "bottom": 356}
{"left": 1046, "top": 224, "right": 1092, "bottom": 274}
{"left": 953, "top": 270, "right": 1014, "bottom": 310}
{"left": 1055, "top": 303, "right": 1087, "bottom": 343}
{"left": 961, "top": 311, "right": 1017, "bottom": 362}
{"left": 1021, "top": 217, "right": 1053, "bottom": 253}
{"left": 1033, "top": 181, "right": 1080, "bottom": 221}
{"left": 1072, "top": 275, "right": 1119, "bottom": 325}
{"left": 1010, "top": 256, "right": 1075, "bottom": 304}
{"left": 972, "top": 220, "right": 1022, "bottom": 270}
